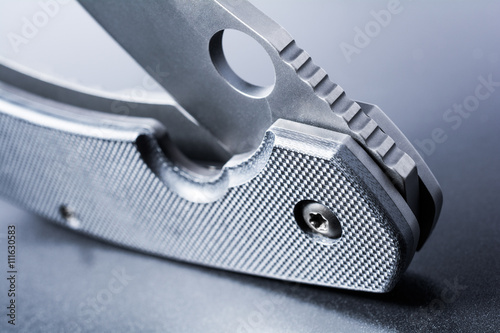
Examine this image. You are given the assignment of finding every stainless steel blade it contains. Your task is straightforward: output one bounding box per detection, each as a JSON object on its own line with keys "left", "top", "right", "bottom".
{"left": 76, "top": 0, "right": 444, "bottom": 246}
{"left": 0, "top": 59, "right": 232, "bottom": 165}
{"left": 77, "top": 0, "right": 415, "bottom": 192}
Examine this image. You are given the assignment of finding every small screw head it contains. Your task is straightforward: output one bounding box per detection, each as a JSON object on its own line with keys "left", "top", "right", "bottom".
{"left": 294, "top": 200, "right": 342, "bottom": 241}
{"left": 308, "top": 212, "right": 329, "bottom": 233}
{"left": 59, "top": 205, "right": 81, "bottom": 230}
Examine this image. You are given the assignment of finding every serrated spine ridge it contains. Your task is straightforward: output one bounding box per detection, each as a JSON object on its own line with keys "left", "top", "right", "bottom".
{"left": 279, "top": 40, "right": 415, "bottom": 197}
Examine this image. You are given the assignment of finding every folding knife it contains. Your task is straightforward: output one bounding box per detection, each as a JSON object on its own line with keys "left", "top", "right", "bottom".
{"left": 0, "top": 0, "right": 442, "bottom": 292}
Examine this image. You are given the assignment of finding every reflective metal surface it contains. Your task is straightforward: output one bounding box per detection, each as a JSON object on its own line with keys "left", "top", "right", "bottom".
{"left": 0, "top": 0, "right": 441, "bottom": 247}
{"left": 0, "top": 78, "right": 418, "bottom": 291}
{"left": 0, "top": 0, "right": 498, "bottom": 331}
{"left": 76, "top": 0, "right": 427, "bottom": 217}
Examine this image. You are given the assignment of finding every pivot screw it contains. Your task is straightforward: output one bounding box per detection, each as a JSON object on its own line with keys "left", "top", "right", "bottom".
{"left": 294, "top": 200, "right": 342, "bottom": 240}
{"left": 308, "top": 212, "right": 328, "bottom": 233}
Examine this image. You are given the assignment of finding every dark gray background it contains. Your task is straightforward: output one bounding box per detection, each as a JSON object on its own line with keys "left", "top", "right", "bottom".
{"left": 0, "top": 0, "right": 499, "bottom": 332}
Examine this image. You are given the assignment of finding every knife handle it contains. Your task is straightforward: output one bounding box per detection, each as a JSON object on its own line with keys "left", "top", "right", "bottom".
{"left": 0, "top": 83, "right": 417, "bottom": 292}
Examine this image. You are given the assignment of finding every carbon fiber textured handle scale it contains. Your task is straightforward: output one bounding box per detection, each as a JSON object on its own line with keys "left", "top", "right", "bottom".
{"left": 0, "top": 83, "right": 418, "bottom": 292}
